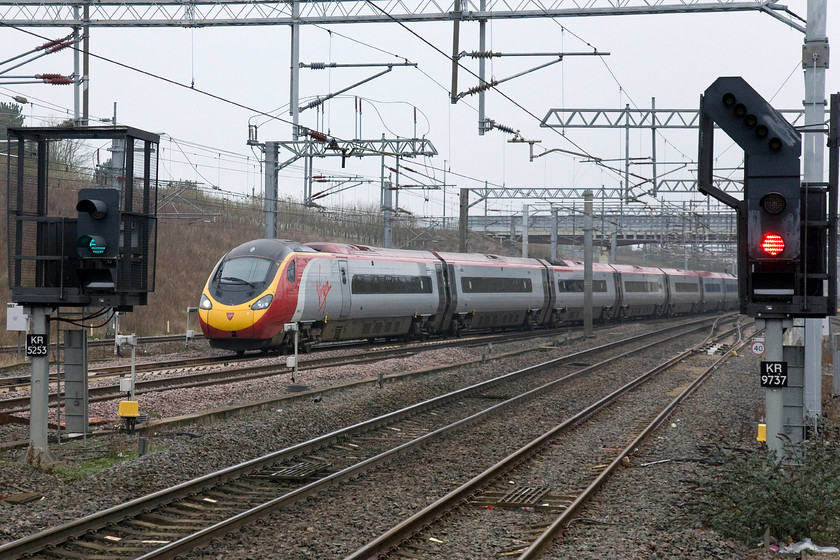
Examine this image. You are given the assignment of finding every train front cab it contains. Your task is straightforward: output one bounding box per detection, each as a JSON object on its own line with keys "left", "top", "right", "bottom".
{"left": 199, "top": 239, "right": 315, "bottom": 352}
{"left": 721, "top": 275, "right": 739, "bottom": 311}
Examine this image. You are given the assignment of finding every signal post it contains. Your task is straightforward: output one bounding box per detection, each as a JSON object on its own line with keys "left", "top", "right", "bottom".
{"left": 7, "top": 126, "right": 159, "bottom": 466}
{"left": 699, "top": 77, "right": 839, "bottom": 459}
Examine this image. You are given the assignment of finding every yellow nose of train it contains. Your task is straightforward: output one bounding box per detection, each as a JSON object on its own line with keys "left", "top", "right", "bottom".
{"left": 199, "top": 295, "right": 264, "bottom": 340}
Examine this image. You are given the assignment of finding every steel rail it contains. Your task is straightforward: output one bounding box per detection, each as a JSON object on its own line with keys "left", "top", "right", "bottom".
{"left": 0, "top": 348, "right": 419, "bottom": 414}
{"left": 0, "top": 325, "right": 577, "bottom": 413}
{"left": 0, "top": 333, "right": 203, "bottom": 356}
{"left": 342, "top": 317, "right": 745, "bottom": 559}
{"left": 518, "top": 329, "right": 752, "bottom": 559}
{"left": 132, "top": 318, "right": 736, "bottom": 560}
{"left": 0, "top": 317, "right": 725, "bottom": 559}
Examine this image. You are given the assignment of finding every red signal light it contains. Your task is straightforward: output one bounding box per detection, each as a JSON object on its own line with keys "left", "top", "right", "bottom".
{"left": 760, "top": 233, "right": 785, "bottom": 256}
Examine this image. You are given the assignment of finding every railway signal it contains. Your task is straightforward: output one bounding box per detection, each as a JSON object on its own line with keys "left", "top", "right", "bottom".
{"left": 76, "top": 188, "right": 121, "bottom": 259}
{"left": 698, "top": 76, "right": 837, "bottom": 318}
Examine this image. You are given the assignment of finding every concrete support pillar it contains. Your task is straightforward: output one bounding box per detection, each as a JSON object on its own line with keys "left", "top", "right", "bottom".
{"left": 26, "top": 306, "right": 55, "bottom": 466}
{"left": 583, "top": 191, "right": 594, "bottom": 338}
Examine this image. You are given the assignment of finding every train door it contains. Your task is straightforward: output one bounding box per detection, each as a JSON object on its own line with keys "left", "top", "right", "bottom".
{"left": 539, "top": 265, "right": 555, "bottom": 324}
{"left": 432, "top": 263, "right": 449, "bottom": 332}
{"left": 663, "top": 273, "right": 673, "bottom": 315}
{"left": 338, "top": 260, "right": 351, "bottom": 319}
{"left": 439, "top": 263, "right": 458, "bottom": 332}
{"left": 612, "top": 271, "right": 623, "bottom": 320}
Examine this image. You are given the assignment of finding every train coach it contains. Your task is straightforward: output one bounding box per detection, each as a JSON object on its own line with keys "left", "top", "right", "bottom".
{"left": 198, "top": 239, "right": 737, "bottom": 354}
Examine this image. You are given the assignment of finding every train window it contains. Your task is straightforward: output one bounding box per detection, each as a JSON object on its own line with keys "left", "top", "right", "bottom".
{"left": 674, "top": 282, "right": 699, "bottom": 293}
{"left": 625, "top": 280, "right": 660, "bottom": 293}
{"left": 558, "top": 279, "right": 607, "bottom": 292}
{"left": 351, "top": 274, "right": 433, "bottom": 294}
{"left": 558, "top": 280, "right": 582, "bottom": 292}
{"left": 341, "top": 268, "right": 347, "bottom": 284}
{"left": 461, "top": 277, "right": 532, "bottom": 293}
{"left": 218, "top": 257, "right": 273, "bottom": 285}
{"left": 703, "top": 282, "right": 722, "bottom": 293}
{"left": 287, "top": 260, "right": 296, "bottom": 283}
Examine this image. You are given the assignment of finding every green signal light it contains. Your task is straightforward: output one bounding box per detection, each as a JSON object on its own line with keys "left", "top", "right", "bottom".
{"left": 78, "top": 235, "right": 108, "bottom": 256}
{"left": 89, "top": 238, "right": 106, "bottom": 255}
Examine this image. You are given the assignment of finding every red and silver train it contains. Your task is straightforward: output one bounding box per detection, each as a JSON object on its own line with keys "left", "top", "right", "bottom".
{"left": 198, "top": 239, "right": 738, "bottom": 353}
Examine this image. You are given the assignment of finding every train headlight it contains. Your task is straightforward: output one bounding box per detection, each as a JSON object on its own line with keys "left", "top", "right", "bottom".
{"left": 200, "top": 294, "right": 213, "bottom": 310}
{"left": 251, "top": 294, "right": 273, "bottom": 310}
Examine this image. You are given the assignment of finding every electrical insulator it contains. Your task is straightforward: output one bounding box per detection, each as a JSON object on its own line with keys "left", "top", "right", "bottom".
{"left": 48, "top": 41, "right": 73, "bottom": 53}
{"left": 468, "top": 51, "right": 502, "bottom": 59}
{"left": 38, "top": 74, "right": 73, "bottom": 85}
{"left": 493, "top": 122, "right": 516, "bottom": 135}
{"left": 39, "top": 38, "right": 64, "bottom": 50}
{"left": 465, "top": 80, "right": 498, "bottom": 96}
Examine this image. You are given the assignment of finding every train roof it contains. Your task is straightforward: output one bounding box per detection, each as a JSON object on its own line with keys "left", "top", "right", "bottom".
{"left": 551, "top": 260, "right": 617, "bottom": 273}
{"left": 658, "top": 268, "right": 700, "bottom": 278}
{"left": 433, "top": 252, "right": 546, "bottom": 268}
{"left": 305, "top": 242, "right": 440, "bottom": 261}
{"left": 696, "top": 270, "right": 736, "bottom": 279}
{"left": 226, "top": 239, "right": 318, "bottom": 261}
{"left": 609, "top": 264, "right": 666, "bottom": 275}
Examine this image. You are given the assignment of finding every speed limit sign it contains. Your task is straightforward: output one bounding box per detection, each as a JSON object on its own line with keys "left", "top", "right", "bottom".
{"left": 752, "top": 339, "right": 765, "bottom": 356}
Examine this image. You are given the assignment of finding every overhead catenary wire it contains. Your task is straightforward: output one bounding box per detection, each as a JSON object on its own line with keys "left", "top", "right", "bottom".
{"left": 0, "top": 12, "right": 759, "bottom": 213}
{"left": 0, "top": 23, "right": 428, "bottom": 164}
{"left": 360, "top": 0, "right": 627, "bottom": 188}
{"left": 1, "top": 20, "right": 566, "bottom": 207}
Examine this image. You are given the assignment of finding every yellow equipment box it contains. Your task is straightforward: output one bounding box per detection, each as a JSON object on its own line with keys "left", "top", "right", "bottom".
{"left": 118, "top": 401, "right": 140, "bottom": 418}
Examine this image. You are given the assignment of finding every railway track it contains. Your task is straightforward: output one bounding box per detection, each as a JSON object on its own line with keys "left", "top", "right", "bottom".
{"left": 345, "top": 320, "right": 751, "bottom": 559}
{"left": 0, "top": 327, "right": 578, "bottom": 416}
{"left": 0, "top": 354, "right": 252, "bottom": 390}
{"left": 0, "top": 333, "right": 199, "bottom": 358}
{"left": 0, "top": 315, "right": 743, "bottom": 560}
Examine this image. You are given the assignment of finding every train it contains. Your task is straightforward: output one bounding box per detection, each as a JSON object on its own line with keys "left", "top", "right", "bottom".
{"left": 198, "top": 239, "right": 738, "bottom": 354}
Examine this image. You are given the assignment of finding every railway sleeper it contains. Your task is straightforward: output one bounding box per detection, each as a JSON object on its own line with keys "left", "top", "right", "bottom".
{"left": 64, "top": 539, "right": 152, "bottom": 553}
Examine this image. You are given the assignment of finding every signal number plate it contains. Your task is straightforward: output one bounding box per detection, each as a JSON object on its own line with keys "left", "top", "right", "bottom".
{"left": 760, "top": 361, "right": 788, "bottom": 388}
